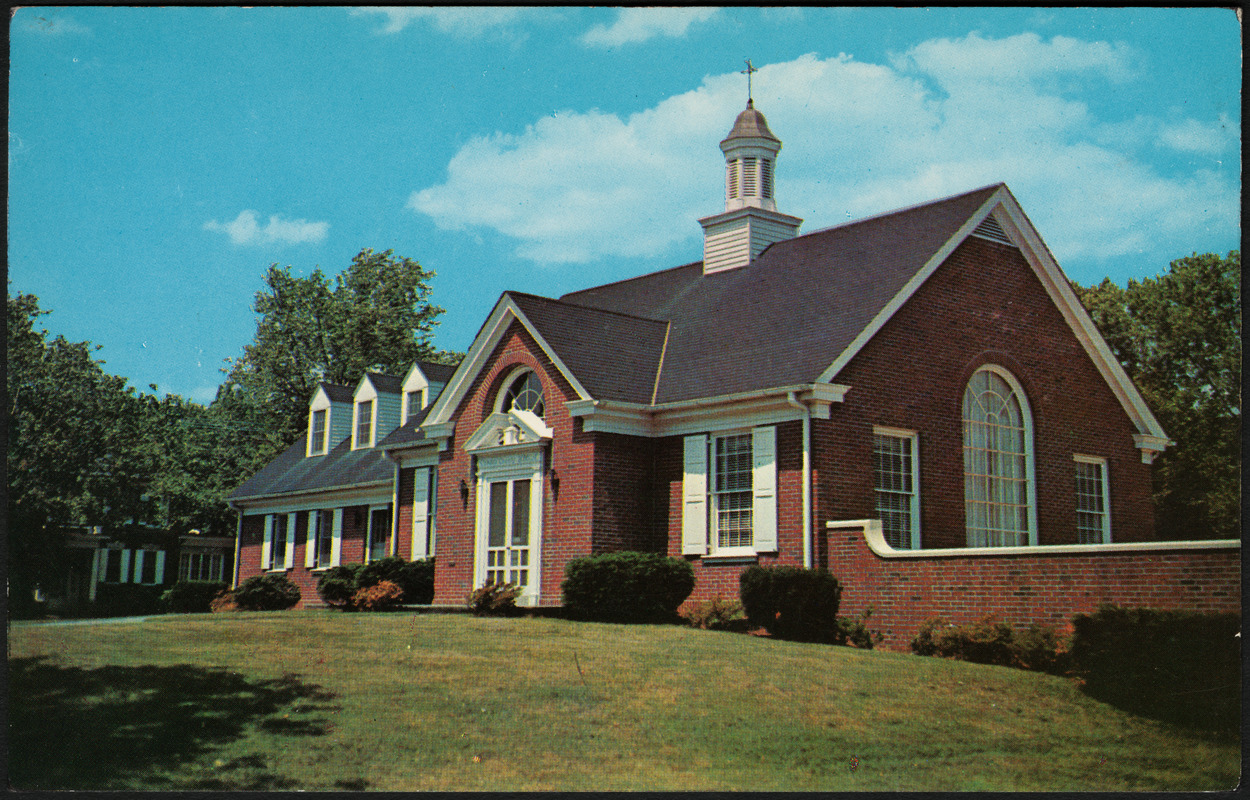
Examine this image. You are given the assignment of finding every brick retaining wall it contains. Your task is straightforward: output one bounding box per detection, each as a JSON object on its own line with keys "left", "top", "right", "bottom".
{"left": 826, "top": 520, "right": 1241, "bottom": 650}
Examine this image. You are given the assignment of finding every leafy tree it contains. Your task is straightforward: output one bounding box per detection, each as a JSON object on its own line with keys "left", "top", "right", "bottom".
{"left": 7, "top": 291, "right": 161, "bottom": 608}
{"left": 218, "top": 248, "right": 456, "bottom": 457}
{"left": 1074, "top": 251, "right": 1240, "bottom": 540}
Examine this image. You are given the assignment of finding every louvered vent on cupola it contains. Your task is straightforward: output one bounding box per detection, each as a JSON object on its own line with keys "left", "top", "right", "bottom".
{"left": 971, "top": 215, "right": 1015, "bottom": 246}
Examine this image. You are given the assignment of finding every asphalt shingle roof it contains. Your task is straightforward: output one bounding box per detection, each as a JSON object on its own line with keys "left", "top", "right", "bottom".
{"left": 228, "top": 435, "right": 393, "bottom": 502}
{"left": 560, "top": 184, "right": 1001, "bottom": 403}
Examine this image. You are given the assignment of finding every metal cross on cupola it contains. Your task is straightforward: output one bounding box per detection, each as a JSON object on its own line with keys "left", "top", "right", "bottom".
{"left": 741, "top": 58, "right": 758, "bottom": 104}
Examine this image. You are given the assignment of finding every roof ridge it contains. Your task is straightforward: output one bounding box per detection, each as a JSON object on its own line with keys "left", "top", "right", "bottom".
{"left": 508, "top": 290, "right": 670, "bottom": 326}
{"left": 799, "top": 183, "right": 1005, "bottom": 240}
{"left": 559, "top": 259, "right": 702, "bottom": 301}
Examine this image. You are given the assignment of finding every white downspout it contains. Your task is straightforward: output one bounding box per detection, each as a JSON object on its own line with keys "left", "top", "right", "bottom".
{"left": 786, "top": 392, "right": 812, "bottom": 569}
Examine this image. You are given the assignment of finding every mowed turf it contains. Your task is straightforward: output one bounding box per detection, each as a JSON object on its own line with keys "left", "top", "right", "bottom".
{"left": 8, "top": 611, "right": 1240, "bottom": 791}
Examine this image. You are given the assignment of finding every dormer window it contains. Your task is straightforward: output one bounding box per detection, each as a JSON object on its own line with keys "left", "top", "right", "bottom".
{"left": 355, "top": 399, "right": 374, "bottom": 449}
{"left": 405, "top": 389, "right": 425, "bottom": 419}
{"left": 499, "top": 371, "right": 544, "bottom": 418}
{"left": 310, "top": 409, "right": 328, "bottom": 455}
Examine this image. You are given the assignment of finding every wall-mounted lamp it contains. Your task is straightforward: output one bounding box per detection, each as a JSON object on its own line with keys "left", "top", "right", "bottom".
{"left": 459, "top": 478, "right": 470, "bottom": 506}
{"left": 548, "top": 468, "right": 560, "bottom": 501}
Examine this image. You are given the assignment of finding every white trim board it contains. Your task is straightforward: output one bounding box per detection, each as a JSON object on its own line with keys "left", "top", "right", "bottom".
{"left": 816, "top": 185, "right": 1168, "bottom": 447}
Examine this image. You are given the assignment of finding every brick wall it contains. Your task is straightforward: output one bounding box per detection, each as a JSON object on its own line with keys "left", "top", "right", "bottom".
{"left": 431, "top": 321, "right": 593, "bottom": 606}
{"left": 812, "top": 235, "right": 1156, "bottom": 551}
{"left": 236, "top": 506, "right": 370, "bottom": 609}
{"left": 826, "top": 522, "right": 1241, "bottom": 649}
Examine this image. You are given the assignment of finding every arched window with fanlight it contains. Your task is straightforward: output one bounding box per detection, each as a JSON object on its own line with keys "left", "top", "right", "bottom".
{"left": 962, "top": 366, "right": 1036, "bottom": 547}
{"left": 498, "top": 369, "right": 544, "bottom": 419}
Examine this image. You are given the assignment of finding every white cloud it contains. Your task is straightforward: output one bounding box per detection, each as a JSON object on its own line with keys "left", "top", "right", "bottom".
{"left": 203, "top": 210, "right": 328, "bottom": 247}
{"left": 410, "top": 36, "right": 1239, "bottom": 272}
{"left": 1157, "top": 116, "right": 1236, "bottom": 155}
{"left": 350, "top": 7, "right": 526, "bottom": 36}
{"left": 580, "top": 8, "right": 718, "bottom": 47}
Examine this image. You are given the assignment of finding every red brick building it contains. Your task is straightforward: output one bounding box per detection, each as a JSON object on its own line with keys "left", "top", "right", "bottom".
{"left": 228, "top": 103, "right": 1237, "bottom": 629}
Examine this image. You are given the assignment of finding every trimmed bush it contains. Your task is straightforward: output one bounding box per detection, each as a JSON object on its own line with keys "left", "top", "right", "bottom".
{"left": 1069, "top": 604, "right": 1240, "bottom": 730}
{"left": 232, "top": 574, "right": 300, "bottom": 611}
{"left": 160, "top": 581, "right": 230, "bottom": 614}
{"left": 561, "top": 551, "right": 695, "bottom": 623}
{"left": 739, "top": 565, "right": 842, "bottom": 643}
{"left": 316, "top": 564, "right": 365, "bottom": 609}
{"left": 352, "top": 580, "right": 405, "bottom": 612}
{"left": 92, "top": 583, "right": 165, "bottom": 618}
{"left": 316, "top": 558, "right": 435, "bottom": 610}
{"left": 834, "top": 608, "right": 883, "bottom": 650}
{"left": 911, "top": 615, "right": 1067, "bottom": 672}
{"left": 468, "top": 582, "right": 522, "bottom": 616}
{"left": 209, "top": 591, "right": 239, "bottom": 613}
{"left": 681, "top": 597, "right": 749, "bottom": 632}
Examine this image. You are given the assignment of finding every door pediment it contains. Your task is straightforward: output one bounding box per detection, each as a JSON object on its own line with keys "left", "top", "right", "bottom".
{"left": 463, "top": 409, "right": 553, "bottom": 453}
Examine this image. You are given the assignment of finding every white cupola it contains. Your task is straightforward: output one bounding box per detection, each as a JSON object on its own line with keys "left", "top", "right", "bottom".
{"left": 699, "top": 99, "right": 803, "bottom": 274}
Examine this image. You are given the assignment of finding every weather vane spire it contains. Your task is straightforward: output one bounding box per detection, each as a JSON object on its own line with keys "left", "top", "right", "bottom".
{"left": 741, "top": 58, "right": 758, "bottom": 106}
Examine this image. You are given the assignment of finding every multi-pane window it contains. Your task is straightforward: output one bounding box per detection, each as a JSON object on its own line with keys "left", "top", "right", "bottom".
{"left": 501, "top": 372, "right": 544, "bottom": 418}
{"left": 103, "top": 549, "right": 124, "bottom": 583}
{"left": 269, "top": 514, "right": 288, "bottom": 570}
{"left": 313, "top": 509, "right": 335, "bottom": 567}
{"left": 874, "top": 430, "right": 919, "bottom": 549}
{"left": 310, "top": 409, "right": 327, "bottom": 454}
{"left": 356, "top": 400, "right": 374, "bottom": 448}
{"left": 137, "top": 550, "right": 159, "bottom": 584}
{"left": 368, "top": 506, "right": 391, "bottom": 562}
{"left": 1075, "top": 457, "right": 1110, "bottom": 544}
{"left": 179, "top": 552, "right": 224, "bottom": 582}
{"left": 712, "top": 433, "right": 753, "bottom": 550}
{"left": 963, "top": 367, "right": 1033, "bottom": 547}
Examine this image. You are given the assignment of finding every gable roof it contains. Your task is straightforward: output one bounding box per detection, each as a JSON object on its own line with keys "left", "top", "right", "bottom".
{"left": 358, "top": 372, "right": 403, "bottom": 395}
{"left": 426, "top": 182, "right": 1165, "bottom": 442}
{"left": 318, "top": 382, "right": 355, "bottom": 404}
{"left": 414, "top": 359, "right": 458, "bottom": 385}
{"left": 507, "top": 292, "right": 669, "bottom": 404}
{"left": 562, "top": 184, "right": 1000, "bottom": 403}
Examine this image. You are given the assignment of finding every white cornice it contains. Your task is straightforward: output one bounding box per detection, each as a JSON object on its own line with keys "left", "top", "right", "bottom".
{"left": 422, "top": 295, "right": 591, "bottom": 431}
{"left": 568, "top": 382, "right": 849, "bottom": 437}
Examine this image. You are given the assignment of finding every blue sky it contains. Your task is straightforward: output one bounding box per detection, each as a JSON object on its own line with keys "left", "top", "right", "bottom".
{"left": 9, "top": 7, "right": 1240, "bottom": 404}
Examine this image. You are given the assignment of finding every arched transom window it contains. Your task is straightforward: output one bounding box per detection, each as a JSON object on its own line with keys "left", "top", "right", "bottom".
{"left": 962, "top": 366, "right": 1034, "bottom": 547}
{"left": 499, "top": 370, "right": 544, "bottom": 419}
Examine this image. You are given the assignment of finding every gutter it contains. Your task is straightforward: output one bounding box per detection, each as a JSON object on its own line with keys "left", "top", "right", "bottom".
{"left": 785, "top": 392, "right": 813, "bottom": 569}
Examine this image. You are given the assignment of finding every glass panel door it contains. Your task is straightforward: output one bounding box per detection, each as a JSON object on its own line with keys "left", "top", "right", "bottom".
{"left": 368, "top": 507, "right": 391, "bottom": 561}
{"left": 485, "top": 479, "right": 531, "bottom": 588}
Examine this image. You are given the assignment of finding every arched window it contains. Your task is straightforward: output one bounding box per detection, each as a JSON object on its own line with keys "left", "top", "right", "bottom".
{"left": 499, "top": 370, "right": 544, "bottom": 419}
{"left": 962, "top": 366, "right": 1035, "bottom": 547}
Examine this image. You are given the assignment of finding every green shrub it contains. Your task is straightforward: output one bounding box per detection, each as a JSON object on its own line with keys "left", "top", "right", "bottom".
{"left": 468, "top": 582, "right": 522, "bottom": 616}
{"left": 681, "top": 597, "right": 749, "bottom": 631}
{"left": 1069, "top": 604, "right": 1240, "bottom": 730}
{"left": 352, "top": 580, "right": 405, "bottom": 612}
{"left": 834, "top": 608, "right": 883, "bottom": 649}
{"left": 160, "top": 581, "right": 230, "bottom": 614}
{"left": 316, "top": 564, "right": 366, "bottom": 609}
{"left": 232, "top": 574, "right": 300, "bottom": 611}
{"left": 316, "top": 558, "right": 435, "bottom": 610}
{"left": 912, "top": 615, "right": 1068, "bottom": 672}
{"left": 91, "top": 583, "right": 165, "bottom": 618}
{"left": 561, "top": 551, "right": 695, "bottom": 623}
{"left": 358, "top": 557, "right": 435, "bottom": 604}
{"left": 739, "top": 565, "right": 842, "bottom": 643}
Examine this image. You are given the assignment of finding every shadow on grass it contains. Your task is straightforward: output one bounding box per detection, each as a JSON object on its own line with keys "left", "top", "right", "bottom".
{"left": 9, "top": 656, "right": 342, "bottom": 790}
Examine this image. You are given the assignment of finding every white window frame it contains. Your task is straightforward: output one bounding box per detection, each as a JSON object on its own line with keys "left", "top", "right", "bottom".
{"left": 263, "top": 513, "right": 295, "bottom": 571}
{"left": 1074, "top": 455, "right": 1112, "bottom": 544}
{"left": 365, "top": 503, "right": 392, "bottom": 564}
{"left": 873, "top": 426, "right": 921, "bottom": 550}
{"left": 354, "top": 399, "right": 375, "bottom": 450}
{"left": 710, "top": 430, "right": 756, "bottom": 557}
{"left": 962, "top": 365, "right": 1038, "bottom": 547}
{"left": 495, "top": 367, "right": 545, "bottom": 418}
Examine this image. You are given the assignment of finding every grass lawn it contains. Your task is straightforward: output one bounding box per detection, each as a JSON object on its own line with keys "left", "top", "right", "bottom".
{"left": 8, "top": 611, "right": 1240, "bottom": 791}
